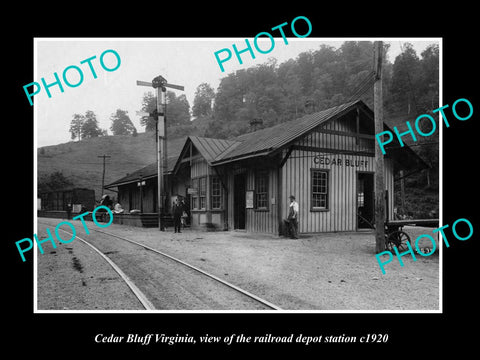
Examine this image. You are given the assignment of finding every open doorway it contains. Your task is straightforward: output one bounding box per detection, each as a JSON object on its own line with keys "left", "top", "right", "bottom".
{"left": 357, "top": 172, "right": 374, "bottom": 229}
{"left": 233, "top": 173, "right": 246, "bottom": 230}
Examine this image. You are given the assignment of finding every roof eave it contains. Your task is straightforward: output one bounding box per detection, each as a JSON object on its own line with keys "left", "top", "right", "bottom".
{"left": 104, "top": 174, "right": 157, "bottom": 189}
{"left": 211, "top": 149, "right": 273, "bottom": 166}
{"left": 104, "top": 169, "right": 176, "bottom": 189}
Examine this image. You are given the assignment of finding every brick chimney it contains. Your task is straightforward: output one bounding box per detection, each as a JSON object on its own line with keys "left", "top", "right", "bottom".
{"left": 249, "top": 118, "right": 263, "bottom": 132}
{"left": 305, "top": 99, "right": 316, "bottom": 114}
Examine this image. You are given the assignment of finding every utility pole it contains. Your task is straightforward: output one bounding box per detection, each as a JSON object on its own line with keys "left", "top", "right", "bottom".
{"left": 98, "top": 154, "right": 111, "bottom": 198}
{"left": 136, "top": 76, "right": 184, "bottom": 231}
{"left": 374, "top": 41, "right": 386, "bottom": 253}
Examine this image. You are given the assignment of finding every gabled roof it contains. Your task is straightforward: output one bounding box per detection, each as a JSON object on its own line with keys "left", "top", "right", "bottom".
{"left": 106, "top": 100, "right": 429, "bottom": 188}
{"left": 189, "top": 136, "right": 240, "bottom": 163}
{"left": 171, "top": 136, "right": 240, "bottom": 174}
{"left": 212, "top": 100, "right": 364, "bottom": 164}
{"left": 107, "top": 136, "right": 241, "bottom": 188}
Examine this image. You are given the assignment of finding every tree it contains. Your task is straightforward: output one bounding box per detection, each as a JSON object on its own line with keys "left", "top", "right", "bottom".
{"left": 69, "top": 113, "right": 84, "bottom": 141}
{"left": 166, "top": 91, "right": 191, "bottom": 126}
{"left": 139, "top": 92, "right": 157, "bottom": 132}
{"left": 192, "top": 83, "right": 215, "bottom": 118}
{"left": 139, "top": 91, "right": 191, "bottom": 135}
{"left": 416, "top": 44, "right": 440, "bottom": 189}
{"left": 418, "top": 44, "right": 439, "bottom": 111}
{"left": 390, "top": 43, "right": 421, "bottom": 114}
{"left": 110, "top": 109, "right": 137, "bottom": 135}
{"left": 191, "top": 84, "right": 216, "bottom": 136}
{"left": 213, "top": 72, "right": 244, "bottom": 125}
{"left": 81, "top": 110, "right": 104, "bottom": 138}
{"left": 277, "top": 60, "right": 303, "bottom": 119}
{"left": 208, "top": 40, "right": 435, "bottom": 149}
{"left": 38, "top": 171, "right": 73, "bottom": 193}
{"left": 340, "top": 41, "right": 374, "bottom": 74}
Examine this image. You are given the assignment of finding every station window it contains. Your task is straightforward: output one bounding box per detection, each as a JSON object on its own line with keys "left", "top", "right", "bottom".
{"left": 211, "top": 177, "right": 222, "bottom": 209}
{"left": 199, "top": 177, "right": 207, "bottom": 210}
{"left": 191, "top": 176, "right": 209, "bottom": 210}
{"left": 255, "top": 171, "right": 269, "bottom": 210}
{"left": 191, "top": 178, "right": 198, "bottom": 210}
{"left": 311, "top": 169, "right": 329, "bottom": 210}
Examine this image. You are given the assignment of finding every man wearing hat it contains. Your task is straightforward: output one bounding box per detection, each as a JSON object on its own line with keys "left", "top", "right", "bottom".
{"left": 286, "top": 195, "right": 299, "bottom": 239}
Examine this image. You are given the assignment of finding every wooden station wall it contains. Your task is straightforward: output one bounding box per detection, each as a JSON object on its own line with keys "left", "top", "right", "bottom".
{"left": 279, "top": 116, "right": 395, "bottom": 233}
{"left": 175, "top": 108, "right": 395, "bottom": 234}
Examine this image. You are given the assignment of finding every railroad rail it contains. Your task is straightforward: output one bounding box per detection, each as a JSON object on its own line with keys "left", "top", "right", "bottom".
{"left": 60, "top": 228, "right": 155, "bottom": 310}
{"left": 37, "top": 221, "right": 282, "bottom": 311}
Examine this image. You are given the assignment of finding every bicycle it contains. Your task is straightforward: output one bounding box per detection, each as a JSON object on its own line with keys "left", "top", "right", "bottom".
{"left": 357, "top": 213, "right": 411, "bottom": 251}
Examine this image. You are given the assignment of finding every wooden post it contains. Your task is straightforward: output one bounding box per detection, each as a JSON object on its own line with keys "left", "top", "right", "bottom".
{"left": 136, "top": 77, "right": 183, "bottom": 231}
{"left": 399, "top": 169, "right": 406, "bottom": 214}
{"left": 374, "top": 41, "right": 386, "bottom": 253}
{"left": 156, "top": 86, "right": 166, "bottom": 230}
{"left": 139, "top": 176, "right": 144, "bottom": 213}
{"left": 97, "top": 154, "right": 111, "bottom": 198}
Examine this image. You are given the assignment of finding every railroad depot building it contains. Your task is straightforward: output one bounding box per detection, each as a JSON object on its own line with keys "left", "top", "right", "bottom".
{"left": 105, "top": 100, "right": 427, "bottom": 234}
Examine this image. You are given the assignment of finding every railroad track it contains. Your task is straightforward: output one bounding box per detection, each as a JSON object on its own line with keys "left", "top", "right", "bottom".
{"left": 37, "top": 221, "right": 282, "bottom": 311}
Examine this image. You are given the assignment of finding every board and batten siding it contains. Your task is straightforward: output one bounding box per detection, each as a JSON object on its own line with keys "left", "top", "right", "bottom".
{"left": 245, "top": 167, "right": 279, "bottom": 234}
{"left": 280, "top": 122, "right": 394, "bottom": 233}
{"left": 118, "top": 178, "right": 156, "bottom": 213}
{"left": 224, "top": 166, "right": 279, "bottom": 233}
{"left": 190, "top": 157, "right": 227, "bottom": 228}
{"left": 226, "top": 171, "right": 235, "bottom": 230}
{"left": 191, "top": 157, "right": 211, "bottom": 178}
{"left": 190, "top": 157, "right": 209, "bottom": 227}
{"left": 282, "top": 151, "right": 394, "bottom": 232}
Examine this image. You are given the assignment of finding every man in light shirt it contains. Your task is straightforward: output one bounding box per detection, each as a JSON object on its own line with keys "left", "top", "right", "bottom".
{"left": 287, "top": 195, "right": 299, "bottom": 239}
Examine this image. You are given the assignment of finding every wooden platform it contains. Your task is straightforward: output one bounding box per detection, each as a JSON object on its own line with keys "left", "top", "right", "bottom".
{"left": 38, "top": 211, "right": 173, "bottom": 228}
{"left": 386, "top": 219, "right": 439, "bottom": 228}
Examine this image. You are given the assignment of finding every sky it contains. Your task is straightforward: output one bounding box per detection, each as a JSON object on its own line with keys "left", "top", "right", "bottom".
{"left": 34, "top": 38, "right": 440, "bottom": 147}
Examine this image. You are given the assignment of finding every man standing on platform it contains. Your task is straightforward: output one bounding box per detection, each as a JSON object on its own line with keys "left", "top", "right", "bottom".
{"left": 287, "top": 195, "right": 299, "bottom": 239}
{"left": 173, "top": 199, "right": 183, "bottom": 233}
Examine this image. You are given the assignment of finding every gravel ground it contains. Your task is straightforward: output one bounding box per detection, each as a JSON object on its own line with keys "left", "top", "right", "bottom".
{"left": 36, "top": 223, "right": 144, "bottom": 310}
{"left": 80, "top": 228, "right": 271, "bottom": 310}
{"left": 36, "top": 218, "right": 440, "bottom": 311}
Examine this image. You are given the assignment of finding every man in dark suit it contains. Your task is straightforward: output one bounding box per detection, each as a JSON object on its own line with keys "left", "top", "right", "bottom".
{"left": 173, "top": 199, "right": 183, "bottom": 233}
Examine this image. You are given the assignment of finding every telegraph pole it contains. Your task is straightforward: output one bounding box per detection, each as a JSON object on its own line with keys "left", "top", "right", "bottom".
{"left": 374, "top": 41, "right": 386, "bottom": 253}
{"left": 136, "top": 76, "right": 184, "bottom": 231}
{"left": 98, "top": 154, "right": 111, "bottom": 197}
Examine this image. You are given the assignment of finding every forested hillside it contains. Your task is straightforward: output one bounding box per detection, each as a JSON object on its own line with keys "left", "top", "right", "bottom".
{"left": 193, "top": 42, "right": 438, "bottom": 134}
{"left": 190, "top": 41, "right": 439, "bottom": 218}
{"left": 39, "top": 41, "right": 439, "bottom": 217}
{"left": 37, "top": 133, "right": 186, "bottom": 201}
